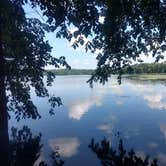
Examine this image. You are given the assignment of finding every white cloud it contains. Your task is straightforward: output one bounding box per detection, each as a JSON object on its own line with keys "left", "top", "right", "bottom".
{"left": 144, "top": 94, "right": 166, "bottom": 110}
{"left": 69, "top": 95, "right": 103, "bottom": 120}
{"left": 116, "top": 100, "right": 123, "bottom": 105}
{"left": 68, "top": 57, "right": 97, "bottom": 69}
{"left": 48, "top": 137, "right": 80, "bottom": 158}
{"left": 129, "top": 83, "right": 166, "bottom": 111}
{"left": 160, "top": 124, "right": 166, "bottom": 140}
{"left": 98, "top": 113, "right": 117, "bottom": 136}
{"left": 109, "top": 84, "right": 123, "bottom": 95}
{"left": 98, "top": 124, "right": 113, "bottom": 134}
{"left": 69, "top": 86, "right": 106, "bottom": 120}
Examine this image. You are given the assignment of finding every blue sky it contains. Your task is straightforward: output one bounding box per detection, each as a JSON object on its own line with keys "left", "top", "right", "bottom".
{"left": 45, "top": 32, "right": 97, "bottom": 69}
{"left": 25, "top": 4, "right": 97, "bottom": 69}
{"left": 24, "top": 4, "right": 165, "bottom": 69}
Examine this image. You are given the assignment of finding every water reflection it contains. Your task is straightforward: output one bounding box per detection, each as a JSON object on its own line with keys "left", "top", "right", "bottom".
{"left": 10, "top": 126, "right": 42, "bottom": 166}
{"left": 159, "top": 124, "right": 166, "bottom": 140}
{"left": 157, "top": 153, "right": 166, "bottom": 165}
{"left": 89, "top": 138, "right": 159, "bottom": 166}
{"left": 144, "top": 95, "right": 166, "bottom": 110}
{"left": 48, "top": 137, "right": 80, "bottom": 158}
{"left": 7, "top": 126, "right": 65, "bottom": 166}
{"left": 69, "top": 87, "right": 105, "bottom": 120}
{"left": 148, "top": 142, "right": 158, "bottom": 149}
{"left": 4, "top": 76, "right": 166, "bottom": 165}
{"left": 69, "top": 96, "right": 102, "bottom": 120}
{"left": 124, "top": 80, "right": 166, "bottom": 111}
{"left": 98, "top": 124, "right": 113, "bottom": 134}
{"left": 98, "top": 113, "right": 117, "bottom": 135}
{"left": 109, "top": 84, "right": 124, "bottom": 95}
{"left": 3, "top": 124, "right": 162, "bottom": 166}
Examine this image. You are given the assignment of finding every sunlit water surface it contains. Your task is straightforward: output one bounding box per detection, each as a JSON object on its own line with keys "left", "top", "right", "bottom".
{"left": 9, "top": 76, "right": 166, "bottom": 166}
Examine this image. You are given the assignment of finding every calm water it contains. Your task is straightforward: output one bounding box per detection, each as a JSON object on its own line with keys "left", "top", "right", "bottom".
{"left": 9, "top": 75, "right": 166, "bottom": 166}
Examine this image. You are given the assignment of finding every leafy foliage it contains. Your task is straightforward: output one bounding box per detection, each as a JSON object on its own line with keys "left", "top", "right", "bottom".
{"left": 26, "top": 0, "right": 166, "bottom": 84}
{"left": 1, "top": 0, "right": 70, "bottom": 120}
{"left": 1, "top": 0, "right": 166, "bottom": 118}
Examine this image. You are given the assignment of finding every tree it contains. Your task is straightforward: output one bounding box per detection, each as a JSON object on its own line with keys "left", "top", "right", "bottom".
{"left": 0, "top": 0, "right": 69, "bottom": 164}
{"left": 121, "top": 63, "right": 166, "bottom": 74}
{"left": 27, "top": 0, "right": 166, "bottom": 84}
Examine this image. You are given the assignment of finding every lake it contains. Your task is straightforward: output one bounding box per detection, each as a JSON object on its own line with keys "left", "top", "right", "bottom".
{"left": 9, "top": 75, "right": 166, "bottom": 166}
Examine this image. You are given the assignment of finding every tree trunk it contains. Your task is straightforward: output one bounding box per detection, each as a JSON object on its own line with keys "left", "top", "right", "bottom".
{"left": 0, "top": 75, "right": 9, "bottom": 166}
{"left": 0, "top": 12, "right": 9, "bottom": 166}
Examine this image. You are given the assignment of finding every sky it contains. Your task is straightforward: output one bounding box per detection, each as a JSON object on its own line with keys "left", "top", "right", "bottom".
{"left": 45, "top": 32, "right": 97, "bottom": 69}
{"left": 25, "top": 4, "right": 97, "bottom": 69}
{"left": 24, "top": 4, "right": 165, "bottom": 70}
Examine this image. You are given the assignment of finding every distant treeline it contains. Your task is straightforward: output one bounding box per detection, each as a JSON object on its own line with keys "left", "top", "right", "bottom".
{"left": 49, "top": 69, "right": 94, "bottom": 75}
{"left": 122, "top": 62, "right": 166, "bottom": 74}
{"left": 48, "top": 63, "right": 166, "bottom": 75}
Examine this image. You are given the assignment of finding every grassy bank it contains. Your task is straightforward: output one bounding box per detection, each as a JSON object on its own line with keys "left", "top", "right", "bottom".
{"left": 124, "top": 74, "right": 166, "bottom": 81}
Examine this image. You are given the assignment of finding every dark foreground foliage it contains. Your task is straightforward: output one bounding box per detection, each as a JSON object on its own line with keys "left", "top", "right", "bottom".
{"left": 89, "top": 138, "right": 158, "bottom": 166}
{"left": 9, "top": 126, "right": 64, "bottom": 166}
{"left": 7, "top": 127, "right": 160, "bottom": 166}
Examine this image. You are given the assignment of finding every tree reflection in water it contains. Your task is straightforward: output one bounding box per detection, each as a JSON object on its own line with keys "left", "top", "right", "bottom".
{"left": 89, "top": 138, "right": 159, "bottom": 166}
{"left": 1, "top": 126, "right": 161, "bottom": 166}
{"left": 8, "top": 126, "right": 64, "bottom": 166}
{"left": 10, "top": 126, "right": 42, "bottom": 166}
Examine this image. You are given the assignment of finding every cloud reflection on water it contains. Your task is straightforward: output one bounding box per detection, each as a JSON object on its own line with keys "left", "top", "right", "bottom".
{"left": 48, "top": 137, "right": 80, "bottom": 158}
{"left": 68, "top": 86, "right": 106, "bottom": 120}
{"left": 159, "top": 124, "right": 166, "bottom": 140}
{"left": 69, "top": 96, "right": 103, "bottom": 120}
{"left": 68, "top": 81, "right": 126, "bottom": 120}
{"left": 144, "top": 95, "right": 166, "bottom": 110}
{"left": 98, "top": 124, "right": 113, "bottom": 135}
{"left": 129, "top": 82, "right": 166, "bottom": 111}
{"left": 157, "top": 153, "right": 166, "bottom": 165}
{"left": 148, "top": 142, "right": 158, "bottom": 149}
